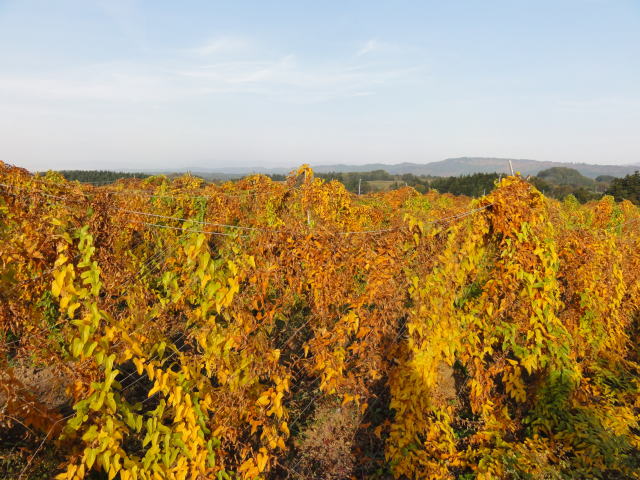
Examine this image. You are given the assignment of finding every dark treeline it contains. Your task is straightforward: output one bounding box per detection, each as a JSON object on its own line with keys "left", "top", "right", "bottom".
{"left": 313, "top": 168, "right": 639, "bottom": 205}
{"left": 53, "top": 170, "right": 150, "bottom": 184}
{"left": 312, "top": 171, "right": 501, "bottom": 197}
{"left": 317, "top": 170, "right": 396, "bottom": 182}
{"left": 267, "top": 170, "right": 418, "bottom": 193}
{"left": 316, "top": 170, "right": 408, "bottom": 193}
{"left": 269, "top": 171, "right": 501, "bottom": 196}
{"left": 606, "top": 171, "right": 640, "bottom": 204}
{"left": 51, "top": 168, "right": 639, "bottom": 204}
{"left": 429, "top": 173, "right": 500, "bottom": 197}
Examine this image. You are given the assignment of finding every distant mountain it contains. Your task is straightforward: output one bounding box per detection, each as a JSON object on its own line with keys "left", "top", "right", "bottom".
{"left": 311, "top": 157, "right": 639, "bottom": 179}
{"left": 148, "top": 157, "right": 638, "bottom": 179}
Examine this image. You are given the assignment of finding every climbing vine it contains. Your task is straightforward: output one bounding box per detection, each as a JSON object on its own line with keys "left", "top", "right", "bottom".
{"left": 1, "top": 161, "right": 639, "bottom": 479}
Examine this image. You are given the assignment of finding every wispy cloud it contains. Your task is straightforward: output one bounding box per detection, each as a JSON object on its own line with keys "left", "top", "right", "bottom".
{"left": 0, "top": 40, "right": 422, "bottom": 105}
{"left": 0, "top": 64, "right": 188, "bottom": 102}
{"left": 177, "top": 55, "right": 420, "bottom": 102}
{"left": 188, "top": 36, "right": 249, "bottom": 56}
{"left": 356, "top": 39, "right": 400, "bottom": 57}
{"left": 357, "top": 39, "right": 381, "bottom": 56}
{"left": 178, "top": 56, "right": 296, "bottom": 84}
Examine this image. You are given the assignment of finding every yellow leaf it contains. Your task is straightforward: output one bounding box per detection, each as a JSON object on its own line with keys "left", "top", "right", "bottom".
{"left": 66, "top": 464, "right": 77, "bottom": 480}
{"left": 256, "top": 450, "right": 268, "bottom": 472}
{"left": 85, "top": 448, "right": 97, "bottom": 469}
{"left": 67, "top": 301, "right": 81, "bottom": 319}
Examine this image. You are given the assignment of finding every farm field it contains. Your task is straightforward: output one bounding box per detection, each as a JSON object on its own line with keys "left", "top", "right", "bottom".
{"left": 1, "top": 161, "right": 639, "bottom": 479}
{"left": 366, "top": 180, "right": 397, "bottom": 192}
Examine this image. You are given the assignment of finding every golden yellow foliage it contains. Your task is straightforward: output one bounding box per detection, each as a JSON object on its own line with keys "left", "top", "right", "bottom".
{"left": 0, "top": 162, "right": 638, "bottom": 479}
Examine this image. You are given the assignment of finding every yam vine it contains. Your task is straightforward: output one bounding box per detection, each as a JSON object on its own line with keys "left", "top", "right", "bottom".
{"left": 1, "top": 161, "right": 639, "bottom": 479}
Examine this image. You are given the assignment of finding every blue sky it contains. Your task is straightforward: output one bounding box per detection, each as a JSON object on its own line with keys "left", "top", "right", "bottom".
{"left": 0, "top": 0, "right": 638, "bottom": 171}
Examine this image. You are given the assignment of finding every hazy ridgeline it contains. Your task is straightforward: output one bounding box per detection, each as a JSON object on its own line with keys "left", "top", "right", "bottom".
{"left": 50, "top": 167, "right": 640, "bottom": 204}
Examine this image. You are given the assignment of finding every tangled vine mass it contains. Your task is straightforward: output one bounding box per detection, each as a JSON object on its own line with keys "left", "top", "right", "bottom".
{"left": 1, "top": 161, "right": 639, "bottom": 479}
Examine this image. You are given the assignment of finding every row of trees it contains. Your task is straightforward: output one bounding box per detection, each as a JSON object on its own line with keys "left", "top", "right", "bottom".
{"left": 51, "top": 167, "right": 640, "bottom": 203}
{"left": 55, "top": 170, "right": 150, "bottom": 184}
{"left": 607, "top": 170, "right": 640, "bottom": 204}
{"left": 312, "top": 171, "right": 495, "bottom": 195}
{"left": 314, "top": 168, "right": 640, "bottom": 205}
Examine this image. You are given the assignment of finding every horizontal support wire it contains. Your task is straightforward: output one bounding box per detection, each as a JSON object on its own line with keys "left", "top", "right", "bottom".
{"left": 0, "top": 181, "right": 442, "bottom": 235}
{"left": 0, "top": 236, "right": 174, "bottom": 350}
{"left": 14, "top": 176, "right": 298, "bottom": 200}
{"left": 20, "top": 175, "right": 640, "bottom": 478}
{"left": 2, "top": 178, "right": 499, "bottom": 235}
{"left": 130, "top": 221, "right": 250, "bottom": 237}
{"left": 120, "top": 209, "right": 263, "bottom": 231}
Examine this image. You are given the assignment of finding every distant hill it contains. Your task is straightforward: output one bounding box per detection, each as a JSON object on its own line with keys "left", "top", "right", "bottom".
{"left": 146, "top": 157, "right": 638, "bottom": 179}
{"left": 311, "top": 157, "right": 638, "bottom": 179}
{"left": 537, "top": 167, "right": 594, "bottom": 187}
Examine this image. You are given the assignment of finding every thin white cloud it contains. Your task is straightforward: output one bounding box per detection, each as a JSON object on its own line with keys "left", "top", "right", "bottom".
{"left": 0, "top": 41, "right": 422, "bottom": 105}
{"left": 356, "top": 39, "right": 410, "bottom": 58}
{"left": 357, "top": 39, "right": 381, "bottom": 56}
{"left": 0, "top": 66, "right": 186, "bottom": 102}
{"left": 178, "top": 55, "right": 420, "bottom": 102}
{"left": 178, "top": 56, "right": 295, "bottom": 84}
{"left": 188, "top": 36, "right": 249, "bottom": 56}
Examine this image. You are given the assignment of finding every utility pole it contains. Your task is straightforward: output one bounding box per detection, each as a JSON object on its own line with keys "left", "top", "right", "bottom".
{"left": 358, "top": 178, "right": 362, "bottom": 195}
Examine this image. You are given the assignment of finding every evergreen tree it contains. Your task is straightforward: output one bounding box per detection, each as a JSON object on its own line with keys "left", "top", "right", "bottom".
{"left": 606, "top": 171, "right": 640, "bottom": 204}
